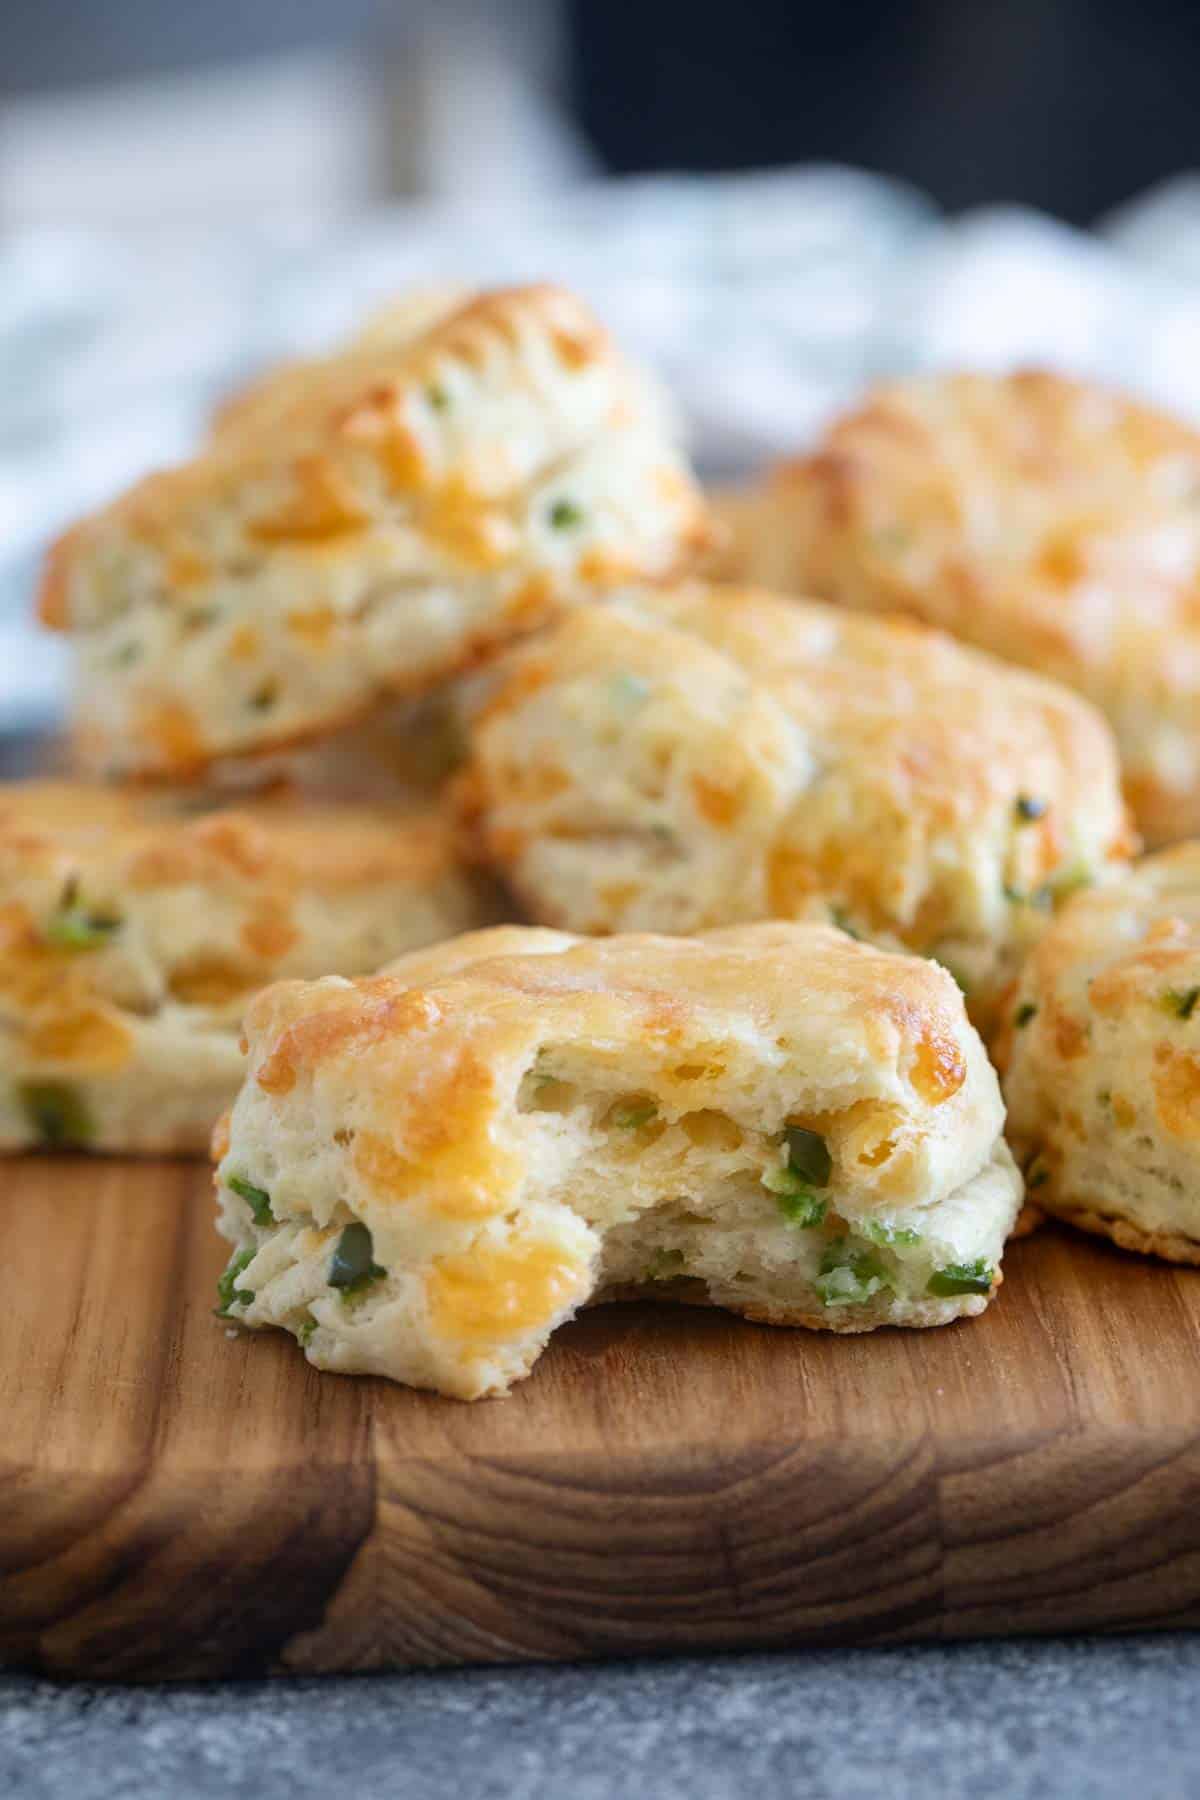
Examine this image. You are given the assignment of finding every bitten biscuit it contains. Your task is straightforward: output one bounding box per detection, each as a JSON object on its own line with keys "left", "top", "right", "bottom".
{"left": 455, "top": 583, "right": 1133, "bottom": 1032}
{"left": 0, "top": 782, "right": 496, "bottom": 1155}
{"left": 1002, "top": 844, "right": 1200, "bottom": 1262}
{"left": 708, "top": 370, "right": 1200, "bottom": 846}
{"left": 41, "top": 284, "right": 708, "bottom": 779}
{"left": 213, "top": 921, "right": 1022, "bottom": 1398}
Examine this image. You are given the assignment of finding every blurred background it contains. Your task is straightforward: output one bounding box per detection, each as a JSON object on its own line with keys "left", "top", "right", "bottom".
{"left": 5, "top": 0, "right": 1200, "bottom": 729}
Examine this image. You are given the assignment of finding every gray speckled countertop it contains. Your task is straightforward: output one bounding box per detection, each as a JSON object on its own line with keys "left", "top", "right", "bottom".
{"left": 3, "top": 1637, "right": 1198, "bottom": 1800}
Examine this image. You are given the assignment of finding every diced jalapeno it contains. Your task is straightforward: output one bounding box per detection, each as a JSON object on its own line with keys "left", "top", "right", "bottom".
{"left": 426, "top": 384, "right": 450, "bottom": 411}
{"left": 19, "top": 1081, "right": 94, "bottom": 1149}
{"left": 864, "top": 1220, "right": 922, "bottom": 1248}
{"left": 45, "top": 878, "right": 120, "bottom": 952}
{"left": 927, "top": 1258, "right": 994, "bottom": 1297}
{"left": 1014, "top": 1002, "right": 1037, "bottom": 1028}
{"left": 1051, "top": 863, "right": 1093, "bottom": 901}
{"left": 1007, "top": 858, "right": 1092, "bottom": 910}
{"left": 45, "top": 903, "right": 122, "bottom": 951}
{"left": 1014, "top": 794, "right": 1047, "bottom": 823}
{"left": 814, "top": 1245, "right": 890, "bottom": 1307}
{"left": 785, "top": 1126, "right": 832, "bottom": 1188}
{"left": 328, "top": 1222, "right": 386, "bottom": 1294}
{"left": 1010, "top": 862, "right": 1093, "bottom": 909}
{"left": 548, "top": 498, "right": 583, "bottom": 530}
{"left": 215, "top": 1246, "right": 255, "bottom": 1316}
{"left": 295, "top": 1310, "right": 317, "bottom": 1348}
{"left": 611, "top": 1099, "right": 658, "bottom": 1129}
{"left": 775, "top": 1186, "right": 827, "bottom": 1228}
{"left": 228, "top": 1175, "right": 274, "bottom": 1225}
{"left": 1161, "top": 986, "right": 1200, "bottom": 1020}
{"left": 763, "top": 1162, "right": 827, "bottom": 1224}
{"left": 1025, "top": 1157, "right": 1050, "bottom": 1191}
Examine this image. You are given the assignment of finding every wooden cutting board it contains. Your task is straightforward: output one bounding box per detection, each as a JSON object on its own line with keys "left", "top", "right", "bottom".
{"left": 5, "top": 1153, "right": 1200, "bottom": 1681}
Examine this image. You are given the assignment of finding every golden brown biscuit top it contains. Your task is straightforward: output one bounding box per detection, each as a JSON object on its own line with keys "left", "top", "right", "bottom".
{"left": 39, "top": 284, "right": 642, "bottom": 630}
{"left": 654, "top": 582, "right": 1115, "bottom": 791}
{"left": 0, "top": 780, "right": 457, "bottom": 897}
{"left": 477, "top": 583, "right": 1134, "bottom": 887}
{"left": 243, "top": 920, "right": 975, "bottom": 1117}
{"left": 379, "top": 923, "right": 576, "bottom": 986}
{"left": 764, "top": 371, "right": 1200, "bottom": 665}
{"left": 782, "top": 368, "right": 1200, "bottom": 538}
{"left": 210, "top": 285, "right": 471, "bottom": 440}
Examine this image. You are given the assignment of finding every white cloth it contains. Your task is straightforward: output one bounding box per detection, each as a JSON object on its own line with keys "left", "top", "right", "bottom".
{"left": 5, "top": 165, "right": 1200, "bottom": 731}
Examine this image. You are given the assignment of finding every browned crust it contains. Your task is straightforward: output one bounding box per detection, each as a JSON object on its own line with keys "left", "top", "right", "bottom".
{"left": 743, "top": 372, "right": 1200, "bottom": 851}
{"left": 0, "top": 780, "right": 461, "bottom": 895}
{"left": 41, "top": 283, "right": 710, "bottom": 647}
{"left": 593, "top": 1277, "right": 994, "bottom": 1332}
{"left": 1046, "top": 1197, "right": 1200, "bottom": 1266}
{"left": 37, "top": 527, "right": 79, "bottom": 631}
{"left": 1122, "top": 771, "right": 1200, "bottom": 851}
{"left": 209, "top": 357, "right": 310, "bottom": 438}
{"left": 45, "top": 288, "right": 605, "bottom": 566}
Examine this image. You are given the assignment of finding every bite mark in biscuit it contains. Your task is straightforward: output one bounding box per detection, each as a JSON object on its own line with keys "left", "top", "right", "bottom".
{"left": 214, "top": 922, "right": 1022, "bottom": 1398}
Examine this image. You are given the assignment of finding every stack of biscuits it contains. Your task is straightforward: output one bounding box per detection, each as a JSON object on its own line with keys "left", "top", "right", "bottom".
{"left": 23, "top": 285, "right": 1200, "bottom": 1398}
{"left": 16, "top": 283, "right": 706, "bottom": 1160}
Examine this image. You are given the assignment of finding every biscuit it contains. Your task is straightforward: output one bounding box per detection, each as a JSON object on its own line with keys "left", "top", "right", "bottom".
{"left": 455, "top": 583, "right": 1133, "bottom": 1032}
{"left": 213, "top": 921, "right": 1022, "bottom": 1398}
{"left": 1002, "top": 843, "right": 1200, "bottom": 1262}
{"left": 0, "top": 782, "right": 496, "bottom": 1155}
{"left": 41, "top": 284, "right": 708, "bottom": 779}
{"left": 209, "top": 285, "right": 471, "bottom": 440}
{"left": 710, "top": 370, "right": 1200, "bottom": 846}
{"left": 703, "top": 482, "right": 777, "bottom": 582}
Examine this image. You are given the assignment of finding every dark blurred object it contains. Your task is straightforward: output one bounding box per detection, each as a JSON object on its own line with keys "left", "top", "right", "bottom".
{"left": 0, "top": 734, "right": 46, "bottom": 779}
{"left": 0, "top": 0, "right": 387, "bottom": 92}
{"left": 0, "top": 2, "right": 581, "bottom": 229}
{"left": 569, "top": 0, "right": 1200, "bottom": 224}
{"left": 5, "top": 0, "right": 1198, "bottom": 226}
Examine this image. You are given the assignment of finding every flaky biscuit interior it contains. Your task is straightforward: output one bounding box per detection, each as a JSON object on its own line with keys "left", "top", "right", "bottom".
{"left": 215, "top": 921, "right": 1021, "bottom": 1397}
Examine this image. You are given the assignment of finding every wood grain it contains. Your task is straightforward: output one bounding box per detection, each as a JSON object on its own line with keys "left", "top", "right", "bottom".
{"left": 4, "top": 1155, "right": 1200, "bottom": 1679}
